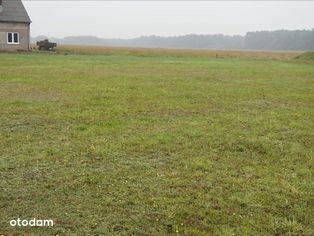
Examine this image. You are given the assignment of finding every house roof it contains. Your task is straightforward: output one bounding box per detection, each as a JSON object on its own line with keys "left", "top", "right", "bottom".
{"left": 0, "top": 0, "right": 31, "bottom": 23}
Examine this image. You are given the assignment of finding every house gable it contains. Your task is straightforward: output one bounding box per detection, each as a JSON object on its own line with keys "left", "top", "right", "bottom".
{"left": 0, "top": 0, "right": 31, "bottom": 24}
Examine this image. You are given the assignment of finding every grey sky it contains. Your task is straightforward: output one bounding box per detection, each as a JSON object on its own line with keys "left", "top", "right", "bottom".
{"left": 23, "top": 1, "right": 314, "bottom": 38}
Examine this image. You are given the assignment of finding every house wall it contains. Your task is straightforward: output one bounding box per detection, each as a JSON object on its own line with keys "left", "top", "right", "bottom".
{"left": 0, "top": 22, "right": 30, "bottom": 51}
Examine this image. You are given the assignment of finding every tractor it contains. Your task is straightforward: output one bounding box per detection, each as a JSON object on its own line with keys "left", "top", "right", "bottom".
{"left": 36, "top": 39, "right": 57, "bottom": 51}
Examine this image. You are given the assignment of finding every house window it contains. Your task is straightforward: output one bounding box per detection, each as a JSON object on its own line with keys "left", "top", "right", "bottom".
{"left": 7, "top": 32, "right": 19, "bottom": 44}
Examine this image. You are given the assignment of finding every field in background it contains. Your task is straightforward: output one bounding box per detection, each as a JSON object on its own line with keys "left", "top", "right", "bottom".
{"left": 31, "top": 44, "right": 303, "bottom": 60}
{"left": 0, "top": 48, "right": 313, "bottom": 235}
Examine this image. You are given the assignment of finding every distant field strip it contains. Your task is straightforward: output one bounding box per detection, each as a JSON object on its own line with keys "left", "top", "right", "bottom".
{"left": 44, "top": 44, "right": 302, "bottom": 60}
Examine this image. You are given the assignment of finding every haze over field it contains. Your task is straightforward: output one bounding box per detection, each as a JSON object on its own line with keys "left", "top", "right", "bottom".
{"left": 24, "top": 1, "right": 314, "bottom": 38}
{"left": 32, "top": 29, "right": 314, "bottom": 51}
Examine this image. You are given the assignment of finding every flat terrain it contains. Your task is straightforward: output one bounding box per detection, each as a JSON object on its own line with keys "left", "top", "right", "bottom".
{"left": 0, "top": 48, "right": 313, "bottom": 235}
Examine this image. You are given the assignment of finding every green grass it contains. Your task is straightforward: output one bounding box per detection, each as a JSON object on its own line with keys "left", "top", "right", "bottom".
{"left": 0, "top": 51, "right": 313, "bottom": 235}
{"left": 295, "top": 52, "right": 314, "bottom": 61}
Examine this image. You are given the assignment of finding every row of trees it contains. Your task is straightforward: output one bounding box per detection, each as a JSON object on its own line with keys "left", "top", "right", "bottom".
{"left": 132, "top": 29, "right": 314, "bottom": 51}
{"left": 245, "top": 29, "right": 314, "bottom": 51}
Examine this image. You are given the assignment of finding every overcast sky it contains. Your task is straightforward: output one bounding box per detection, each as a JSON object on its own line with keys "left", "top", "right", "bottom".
{"left": 23, "top": 1, "right": 314, "bottom": 39}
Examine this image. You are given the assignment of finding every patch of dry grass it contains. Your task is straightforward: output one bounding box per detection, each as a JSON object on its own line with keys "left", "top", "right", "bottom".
{"left": 52, "top": 44, "right": 302, "bottom": 60}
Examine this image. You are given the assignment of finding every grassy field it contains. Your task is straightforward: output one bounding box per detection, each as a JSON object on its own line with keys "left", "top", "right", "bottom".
{"left": 0, "top": 47, "right": 313, "bottom": 235}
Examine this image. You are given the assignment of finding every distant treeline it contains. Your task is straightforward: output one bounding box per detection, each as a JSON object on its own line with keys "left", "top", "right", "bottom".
{"left": 32, "top": 29, "right": 314, "bottom": 51}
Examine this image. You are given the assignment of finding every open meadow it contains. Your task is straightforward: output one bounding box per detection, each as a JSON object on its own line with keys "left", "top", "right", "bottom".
{"left": 0, "top": 47, "right": 313, "bottom": 235}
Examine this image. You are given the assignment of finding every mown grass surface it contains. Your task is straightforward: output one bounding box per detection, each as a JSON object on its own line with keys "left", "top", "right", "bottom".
{"left": 0, "top": 50, "right": 313, "bottom": 235}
